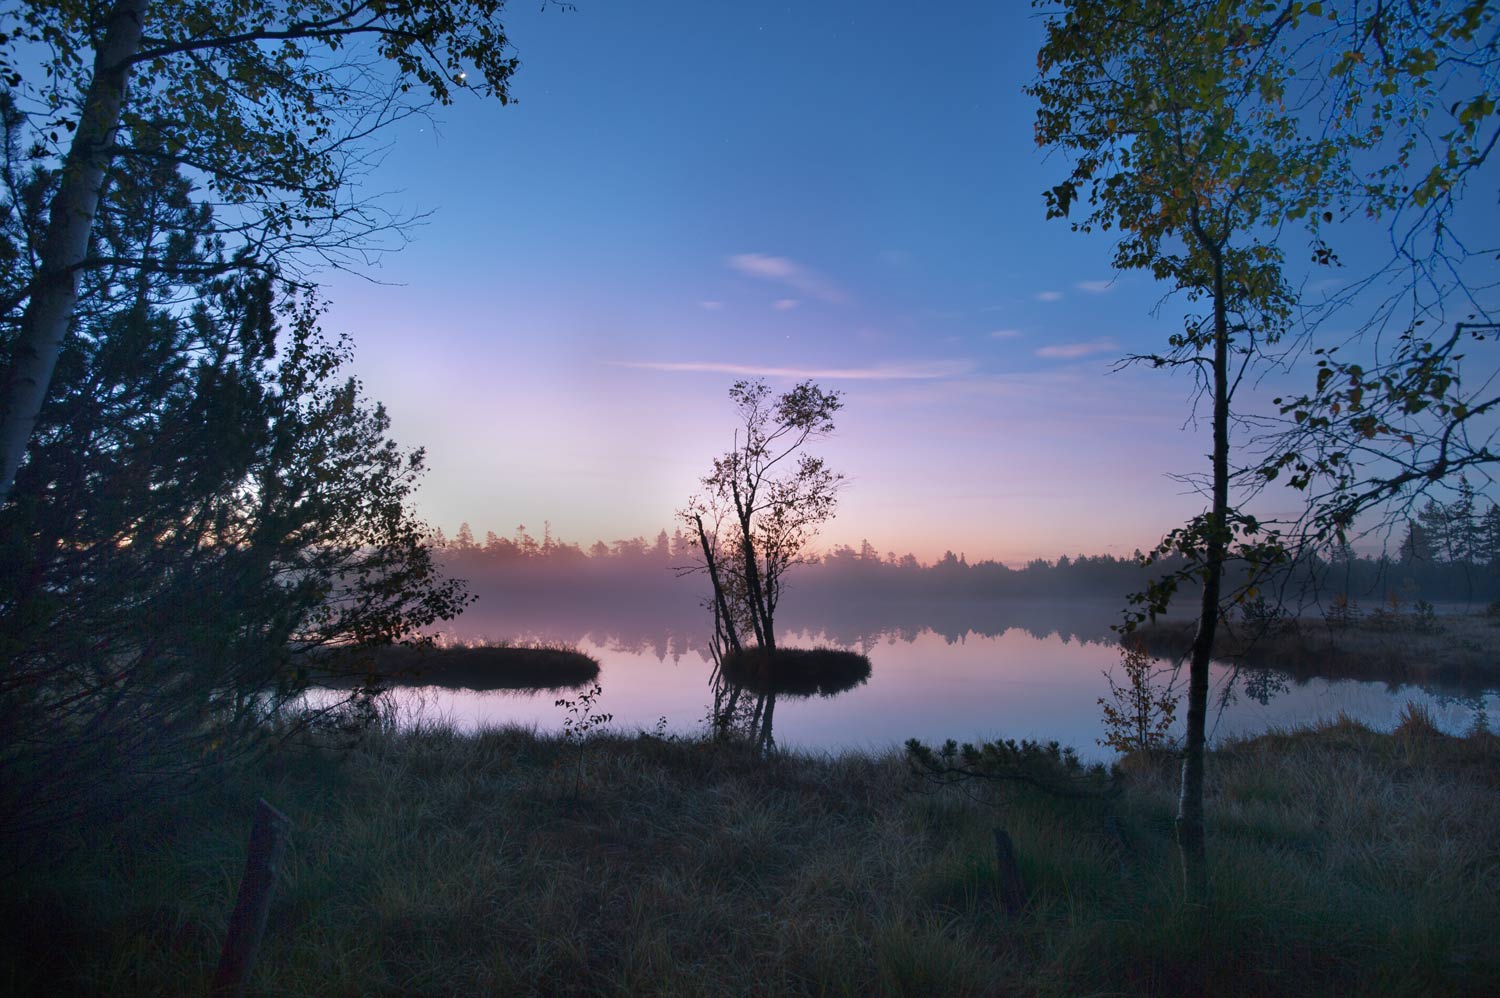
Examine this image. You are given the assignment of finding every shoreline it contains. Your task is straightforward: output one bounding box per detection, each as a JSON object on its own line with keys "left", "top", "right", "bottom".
{"left": 1133, "top": 612, "right": 1500, "bottom": 694}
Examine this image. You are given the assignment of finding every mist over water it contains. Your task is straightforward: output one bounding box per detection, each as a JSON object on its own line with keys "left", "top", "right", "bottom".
{"left": 390, "top": 569, "right": 1497, "bottom": 760}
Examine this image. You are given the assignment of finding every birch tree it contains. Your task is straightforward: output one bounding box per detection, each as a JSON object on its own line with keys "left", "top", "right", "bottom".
{"left": 1031, "top": 0, "right": 1498, "bottom": 903}
{"left": 0, "top": 0, "right": 532, "bottom": 502}
{"left": 1030, "top": 0, "right": 1344, "bottom": 903}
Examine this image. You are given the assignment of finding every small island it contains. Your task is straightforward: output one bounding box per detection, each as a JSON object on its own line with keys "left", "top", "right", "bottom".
{"left": 718, "top": 646, "right": 873, "bottom": 697}
{"left": 359, "top": 642, "right": 601, "bottom": 692}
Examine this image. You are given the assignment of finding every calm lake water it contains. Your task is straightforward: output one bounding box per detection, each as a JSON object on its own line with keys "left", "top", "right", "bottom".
{"left": 373, "top": 593, "right": 1498, "bottom": 760}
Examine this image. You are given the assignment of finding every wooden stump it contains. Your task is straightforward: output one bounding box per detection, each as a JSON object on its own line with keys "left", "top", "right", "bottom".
{"left": 993, "top": 828, "right": 1026, "bottom": 917}
{"left": 213, "top": 799, "right": 291, "bottom": 997}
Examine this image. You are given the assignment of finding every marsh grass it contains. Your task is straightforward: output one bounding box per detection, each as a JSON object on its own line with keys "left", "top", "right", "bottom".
{"left": 3, "top": 717, "right": 1496, "bottom": 996}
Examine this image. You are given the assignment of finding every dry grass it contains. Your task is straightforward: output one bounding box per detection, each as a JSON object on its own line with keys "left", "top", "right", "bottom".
{"left": 3, "top": 715, "right": 1497, "bottom": 996}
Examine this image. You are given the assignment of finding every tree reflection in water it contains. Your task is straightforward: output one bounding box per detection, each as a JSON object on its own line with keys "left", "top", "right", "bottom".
{"left": 711, "top": 647, "right": 872, "bottom": 754}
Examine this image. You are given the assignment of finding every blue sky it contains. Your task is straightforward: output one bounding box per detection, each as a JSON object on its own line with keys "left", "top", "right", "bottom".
{"left": 318, "top": 0, "right": 1497, "bottom": 564}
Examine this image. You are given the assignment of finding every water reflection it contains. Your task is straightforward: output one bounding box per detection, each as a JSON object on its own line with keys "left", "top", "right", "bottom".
{"left": 709, "top": 648, "right": 873, "bottom": 754}
{"left": 437, "top": 590, "right": 1128, "bottom": 660}
{"left": 393, "top": 592, "right": 1497, "bottom": 759}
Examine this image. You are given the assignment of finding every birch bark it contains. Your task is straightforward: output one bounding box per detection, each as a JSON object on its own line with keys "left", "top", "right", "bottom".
{"left": 0, "top": 0, "right": 147, "bottom": 504}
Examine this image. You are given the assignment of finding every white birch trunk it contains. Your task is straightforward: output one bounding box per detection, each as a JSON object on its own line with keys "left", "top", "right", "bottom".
{"left": 0, "top": 0, "right": 147, "bottom": 504}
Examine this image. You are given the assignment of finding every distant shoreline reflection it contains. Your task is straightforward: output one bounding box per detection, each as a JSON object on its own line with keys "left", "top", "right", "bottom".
{"left": 370, "top": 598, "right": 1497, "bottom": 761}
{"left": 430, "top": 595, "right": 1133, "bottom": 663}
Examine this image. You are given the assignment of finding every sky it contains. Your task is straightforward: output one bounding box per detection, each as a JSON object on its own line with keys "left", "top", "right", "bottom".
{"left": 317, "top": 0, "right": 1497, "bottom": 566}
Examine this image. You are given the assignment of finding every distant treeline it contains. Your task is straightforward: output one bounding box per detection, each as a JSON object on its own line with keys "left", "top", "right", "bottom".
{"left": 437, "top": 508, "right": 1500, "bottom": 605}
{"left": 1295, "top": 488, "right": 1500, "bottom": 606}
{"left": 437, "top": 521, "right": 1187, "bottom": 597}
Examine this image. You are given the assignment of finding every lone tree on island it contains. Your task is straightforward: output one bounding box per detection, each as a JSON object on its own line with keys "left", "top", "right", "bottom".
{"left": 682, "top": 379, "right": 844, "bottom": 657}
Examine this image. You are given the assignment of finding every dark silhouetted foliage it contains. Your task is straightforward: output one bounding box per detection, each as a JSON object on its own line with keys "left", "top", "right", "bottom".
{"left": 0, "top": 152, "right": 467, "bottom": 847}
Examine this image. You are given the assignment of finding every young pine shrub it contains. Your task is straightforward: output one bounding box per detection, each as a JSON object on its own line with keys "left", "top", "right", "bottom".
{"left": 1326, "top": 592, "right": 1361, "bottom": 629}
{"left": 1412, "top": 599, "right": 1442, "bottom": 634}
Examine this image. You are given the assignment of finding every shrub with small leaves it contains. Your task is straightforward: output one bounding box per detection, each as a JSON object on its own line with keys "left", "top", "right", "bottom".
{"left": 1098, "top": 638, "right": 1179, "bottom": 754}
{"left": 555, "top": 683, "right": 612, "bottom": 795}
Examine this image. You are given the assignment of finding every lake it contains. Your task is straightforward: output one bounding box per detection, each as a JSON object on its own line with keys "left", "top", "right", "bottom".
{"left": 373, "top": 592, "right": 1497, "bottom": 759}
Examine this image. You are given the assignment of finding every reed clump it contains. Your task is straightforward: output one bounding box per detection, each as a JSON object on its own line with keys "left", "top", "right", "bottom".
{"left": 3, "top": 715, "right": 1495, "bottom": 995}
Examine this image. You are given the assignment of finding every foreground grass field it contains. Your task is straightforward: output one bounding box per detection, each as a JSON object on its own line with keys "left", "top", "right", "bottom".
{"left": 4, "top": 710, "right": 1497, "bottom": 996}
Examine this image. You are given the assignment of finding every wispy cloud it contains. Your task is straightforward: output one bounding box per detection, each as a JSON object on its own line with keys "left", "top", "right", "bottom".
{"left": 1035, "top": 338, "right": 1118, "bottom": 359}
{"left": 1034, "top": 290, "right": 1064, "bottom": 302}
{"left": 698, "top": 300, "right": 723, "bottom": 310}
{"left": 728, "top": 253, "right": 847, "bottom": 304}
{"left": 613, "top": 359, "right": 974, "bottom": 381}
{"left": 1075, "top": 279, "right": 1114, "bottom": 293}
{"left": 772, "top": 298, "right": 801, "bottom": 311}
{"left": 989, "top": 328, "right": 1023, "bottom": 340}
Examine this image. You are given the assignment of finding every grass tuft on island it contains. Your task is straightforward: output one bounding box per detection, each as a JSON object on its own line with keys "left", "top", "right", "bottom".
{"left": 4, "top": 709, "right": 1496, "bottom": 995}
{"left": 720, "top": 645, "right": 873, "bottom": 696}
{"left": 344, "top": 642, "right": 601, "bottom": 692}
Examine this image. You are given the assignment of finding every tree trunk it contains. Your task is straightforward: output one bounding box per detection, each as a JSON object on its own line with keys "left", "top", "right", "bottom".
{"left": 737, "top": 507, "right": 774, "bottom": 651}
{"left": 761, "top": 595, "right": 775, "bottom": 654}
{"left": 728, "top": 459, "right": 779, "bottom": 651}
{"left": 694, "top": 514, "right": 742, "bottom": 655}
{"left": 728, "top": 473, "right": 768, "bottom": 649}
{"left": 738, "top": 510, "right": 774, "bottom": 651}
{"left": 1177, "top": 247, "right": 1231, "bottom": 906}
{"left": 0, "top": 0, "right": 147, "bottom": 504}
